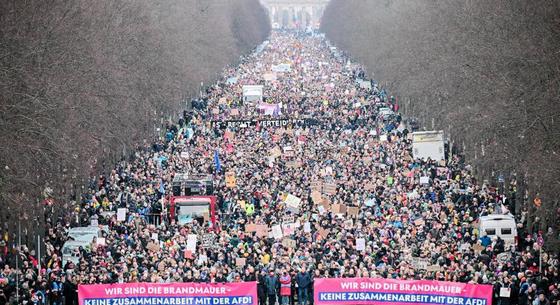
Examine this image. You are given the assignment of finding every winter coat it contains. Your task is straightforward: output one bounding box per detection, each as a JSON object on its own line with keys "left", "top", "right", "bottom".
{"left": 280, "top": 274, "right": 291, "bottom": 296}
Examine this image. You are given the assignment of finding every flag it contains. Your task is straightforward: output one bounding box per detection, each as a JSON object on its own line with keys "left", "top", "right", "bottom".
{"left": 159, "top": 179, "right": 165, "bottom": 195}
{"left": 214, "top": 150, "right": 221, "bottom": 173}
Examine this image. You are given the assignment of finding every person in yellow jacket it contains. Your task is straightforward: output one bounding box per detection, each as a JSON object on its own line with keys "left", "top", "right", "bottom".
{"left": 261, "top": 253, "right": 271, "bottom": 265}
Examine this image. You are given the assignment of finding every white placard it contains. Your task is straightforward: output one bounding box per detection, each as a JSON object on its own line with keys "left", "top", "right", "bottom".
{"left": 117, "top": 208, "right": 127, "bottom": 222}
{"left": 304, "top": 222, "right": 311, "bottom": 233}
{"left": 419, "top": 176, "right": 430, "bottom": 184}
{"left": 411, "top": 257, "right": 430, "bottom": 270}
{"left": 151, "top": 233, "right": 158, "bottom": 240}
{"left": 356, "top": 238, "right": 366, "bottom": 251}
{"left": 90, "top": 218, "right": 99, "bottom": 227}
{"left": 285, "top": 194, "right": 301, "bottom": 212}
{"left": 272, "top": 225, "right": 283, "bottom": 239}
{"left": 500, "top": 288, "right": 511, "bottom": 298}
{"left": 198, "top": 254, "right": 208, "bottom": 264}
{"left": 97, "top": 237, "right": 106, "bottom": 246}
{"left": 186, "top": 234, "right": 197, "bottom": 253}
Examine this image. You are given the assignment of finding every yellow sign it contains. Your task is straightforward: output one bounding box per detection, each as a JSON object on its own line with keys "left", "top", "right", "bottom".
{"left": 226, "top": 172, "right": 237, "bottom": 188}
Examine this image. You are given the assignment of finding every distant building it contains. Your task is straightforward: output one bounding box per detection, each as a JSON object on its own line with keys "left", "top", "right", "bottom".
{"left": 260, "top": 0, "right": 330, "bottom": 30}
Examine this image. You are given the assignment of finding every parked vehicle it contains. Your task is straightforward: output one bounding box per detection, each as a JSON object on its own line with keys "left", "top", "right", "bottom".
{"left": 479, "top": 213, "right": 518, "bottom": 246}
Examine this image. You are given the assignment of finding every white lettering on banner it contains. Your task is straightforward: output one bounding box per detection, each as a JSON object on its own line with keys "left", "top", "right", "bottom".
{"left": 318, "top": 293, "right": 485, "bottom": 305}
{"left": 84, "top": 296, "right": 254, "bottom": 305}
{"left": 211, "top": 119, "right": 311, "bottom": 130}
{"left": 102, "top": 285, "right": 229, "bottom": 296}
{"left": 350, "top": 282, "right": 464, "bottom": 294}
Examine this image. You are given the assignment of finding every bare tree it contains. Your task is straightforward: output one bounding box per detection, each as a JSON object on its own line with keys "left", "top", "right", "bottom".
{"left": 322, "top": 0, "right": 560, "bottom": 247}
{"left": 0, "top": 0, "right": 270, "bottom": 247}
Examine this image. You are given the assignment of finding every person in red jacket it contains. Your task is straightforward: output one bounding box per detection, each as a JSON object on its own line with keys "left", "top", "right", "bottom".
{"left": 279, "top": 270, "right": 292, "bottom": 305}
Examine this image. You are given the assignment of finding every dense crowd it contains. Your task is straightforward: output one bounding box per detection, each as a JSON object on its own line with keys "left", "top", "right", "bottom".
{"left": 0, "top": 31, "right": 558, "bottom": 305}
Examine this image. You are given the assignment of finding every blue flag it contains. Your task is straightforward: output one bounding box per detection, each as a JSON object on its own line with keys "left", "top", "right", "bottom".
{"left": 214, "top": 150, "right": 221, "bottom": 172}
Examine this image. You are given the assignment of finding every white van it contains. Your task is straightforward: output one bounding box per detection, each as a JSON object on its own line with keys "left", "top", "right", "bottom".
{"left": 67, "top": 226, "right": 100, "bottom": 242}
{"left": 479, "top": 214, "right": 518, "bottom": 246}
{"left": 62, "top": 240, "right": 90, "bottom": 266}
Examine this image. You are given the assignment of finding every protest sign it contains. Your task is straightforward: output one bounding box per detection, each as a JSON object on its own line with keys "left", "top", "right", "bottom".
{"left": 284, "top": 194, "right": 301, "bottom": 213}
{"left": 426, "top": 265, "right": 443, "bottom": 272}
{"left": 414, "top": 219, "right": 425, "bottom": 226}
{"left": 117, "top": 208, "right": 127, "bottom": 222}
{"left": 225, "top": 172, "right": 237, "bottom": 188}
{"left": 236, "top": 258, "right": 246, "bottom": 267}
{"left": 318, "top": 227, "right": 330, "bottom": 239}
{"left": 90, "top": 217, "right": 99, "bottom": 227}
{"left": 304, "top": 222, "right": 312, "bottom": 233}
{"left": 283, "top": 214, "right": 295, "bottom": 224}
{"left": 263, "top": 73, "right": 277, "bottom": 81}
{"left": 332, "top": 204, "right": 346, "bottom": 214}
{"left": 410, "top": 257, "right": 430, "bottom": 270}
{"left": 270, "top": 147, "right": 282, "bottom": 158}
{"left": 285, "top": 161, "right": 299, "bottom": 168}
{"left": 310, "top": 181, "right": 323, "bottom": 192}
{"left": 282, "top": 238, "right": 297, "bottom": 248}
{"left": 311, "top": 191, "right": 323, "bottom": 204}
{"left": 186, "top": 234, "right": 197, "bottom": 253}
{"left": 347, "top": 207, "right": 359, "bottom": 217}
{"left": 256, "top": 225, "right": 269, "bottom": 238}
{"left": 282, "top": 222, "right": 298, "bottom": 235}
{"left": 499, "top": 288, "right": 511, "bottom": 298}
{"left": 283, "top": 146, "right": 295, "bottom": 157}
{"left": 272, "top": 225, "right": 283, "bottom": 239}
{"left": 322, "top": 183, "right": 337, "bottom": 195}
{"left": 201, "top": 234, "right": 215, "bottom": 248}
{"left": 245, "top": 224, "right": 257, "bottom": 233}
{"left": 356, "top": 238, "right": 366, "bottom": 251}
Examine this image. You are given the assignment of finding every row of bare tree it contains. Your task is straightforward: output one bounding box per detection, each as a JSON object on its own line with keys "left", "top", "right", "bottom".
{"left": 321, "top": 0, "right": 560, "bottom": 248}
{"left": 0, "top": 0, "right": 269, "bottom": 241}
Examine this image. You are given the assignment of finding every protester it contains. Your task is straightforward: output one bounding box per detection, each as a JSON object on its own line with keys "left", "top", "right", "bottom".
{"left": 295, "top": 268, "right": 311, "bottom": 305}
{"left": 0, "top": 29, "right": 558, "bottom": 305}
{"left": 265, "top": 270, "right": 279, "bottom": 305}
{"left": 279, "top": 270, "right": 291, "bottom": 305}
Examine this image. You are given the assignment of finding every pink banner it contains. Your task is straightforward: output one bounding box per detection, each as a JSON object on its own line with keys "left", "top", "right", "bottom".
{"left": 257, "top": 103, "right": 282, "bottom": 116}
{"left": 314, "top": 278, "right": 492, "bottom": 305}
{"left": 79, "top": 282, "right": 257, "bottom": 305}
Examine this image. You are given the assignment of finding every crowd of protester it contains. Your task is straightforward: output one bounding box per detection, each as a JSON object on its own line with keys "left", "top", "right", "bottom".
{"left": 0, "top": 30, "right": 558, "bottom": 305}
